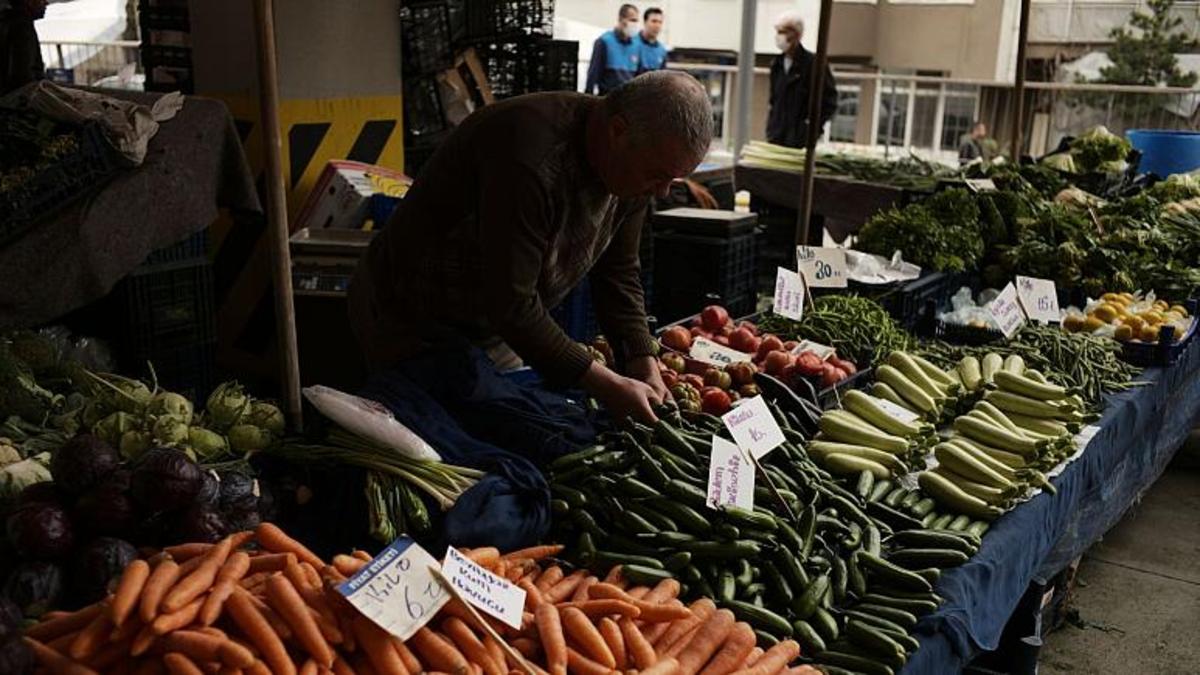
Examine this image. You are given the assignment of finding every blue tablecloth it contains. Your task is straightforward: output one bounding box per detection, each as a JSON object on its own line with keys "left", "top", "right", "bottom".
{"left": 903, "top": 338, "right": 1200, "bottom": 674}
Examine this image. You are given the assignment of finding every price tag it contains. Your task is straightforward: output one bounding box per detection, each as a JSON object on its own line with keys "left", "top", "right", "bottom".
{"left": 987, "top": 282, "right": 1027, "bottom": 338}
{"left": 1015, "top": 276, "right": 1061, "bottom": 324}
{"left": 721, "top": 395, "right": 785, "bottom": 459}
{"left": 338, "top": 536, "right": 449, "bottom": 640}
{"left": 706, "top": 436, "right": 755, "bottom": 510}
{"left": 965, "top": 178, "right": 997, "bottom": 192}
{"left": 689, "top": 337, "right": 754, "bottom": 367}
{"left": 773, "top": 267, "right": 805, "bottom": 320}
{"left": 442, "top": 547, "right": 526, "bottom": 629}
{"left": 796, "top": 246, "right": 848, "bottom": 288}
{"left": 791, "top": 339, "right": 837, "bottom": 361}
{"left": 872, "top": 397, "right": 921, "bottom": 424}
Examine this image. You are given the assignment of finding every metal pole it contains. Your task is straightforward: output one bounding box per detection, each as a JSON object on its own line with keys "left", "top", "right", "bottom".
{"left": 1009, "top": 0, "right": 1032, "bottom": 161}
{"left": 253, "top": 0, "right": 304, "bottom": 429}
{"left": 797, "top": 0, "right": 834, "bottom": 246}
{"left": 733, "top": 0, "right": 758, "bottom": 156}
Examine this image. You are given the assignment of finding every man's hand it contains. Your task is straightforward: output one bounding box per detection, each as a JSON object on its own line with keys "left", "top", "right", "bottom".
{"left": 580, "top": 360, "right": 661, "bottom": 424}
{"left": 626, "top": 355, "right": 671, "bottom": 403}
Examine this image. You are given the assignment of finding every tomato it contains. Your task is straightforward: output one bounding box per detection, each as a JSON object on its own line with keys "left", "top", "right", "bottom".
{"left": 821, "top": 362, "right": 847, "bottom": 389}
{"left": 783, "top": 340, "right": 799, "bottom": 351}
{"left": 728, "top": 328, "right": 756, "bottom": 352}
{"left": 763, "top": 350, "right": 793, "bottom": 376}
{"left": 712, "top": 334, "right": 731, "bottom": 347}
{"left": 720, "top": 322, "right": 736, "bottom": 337}
{"left": 661, "top": 370, "right": 679, "bottom": 388}
{"left": 701, "top": 305, "right": 731, "bottom": 331}
{"left": 829, "top": 355, "right": 858, "bottom": 375}
{"left": 757, "top": 336, "right": 784, "bottom": 360}
{"left": 747, "top": 336, "right": 762, "bottom": 354}
{"left": 739, "top": 383, "right": 761, "bottom": 398}
{"left": 794, "top": 352, "right": 825, "bottom": 377}
{"left": 661, "top": 326, "right": 692, "bottom": 352}
{"left": 703, "top": 368, "right": 733, "bottom": 390}
{"left": 690, "top": 317, "right": 703, "bottom": 328}
{"left": 737, "top": 320, "right": 759, "bottom": 336}
{"left": 726, "top": 362, "right": 756, "bottom": 386}
{"left": 682, "top": 374, "right": 705, "bottom": 390}
{"left": 701, "top": 388, "right": 733, "bottom": 415}
{"left": 660, "top": 352, "right": 686, "bottom": 373}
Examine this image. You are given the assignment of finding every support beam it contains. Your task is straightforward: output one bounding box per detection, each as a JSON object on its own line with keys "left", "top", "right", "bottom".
{"left": 797, "top": 0, "right": 833, "bottom": 246}
{"left": 733, "top": 0, "right": 758, "bottom": 156}
{"left": 1010, "top": 0, "right": 1032, "bottom": 161}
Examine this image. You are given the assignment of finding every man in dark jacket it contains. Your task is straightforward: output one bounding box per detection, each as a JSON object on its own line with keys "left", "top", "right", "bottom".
{"left": 766, "top": 11, "right": 837, "bottom": 148}
{"left": 0, "top": 0, "right": 46, "bottom": 94}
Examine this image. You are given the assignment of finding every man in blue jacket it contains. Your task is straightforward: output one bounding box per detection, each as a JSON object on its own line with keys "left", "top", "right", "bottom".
{"left": 585, "top": 4, "right": 641, "bottom": 95}
{"left": 636, "top": 7, "right": 668, "bottom": 73}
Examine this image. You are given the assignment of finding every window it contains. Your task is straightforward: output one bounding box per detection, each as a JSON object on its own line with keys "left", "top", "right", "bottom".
{"left": 877, "top": 81, "right": 908, "bottom": 146}
{"left": 830, "top": 87, "right": 860, "bottom": 142}
{"left": 941, "top": 94, "right": 977, "bottom": 151}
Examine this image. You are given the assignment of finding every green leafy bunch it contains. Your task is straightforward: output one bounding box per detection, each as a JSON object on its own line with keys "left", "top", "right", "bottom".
{"left": 856, "top": 188, "right": 984, "bottom": 272}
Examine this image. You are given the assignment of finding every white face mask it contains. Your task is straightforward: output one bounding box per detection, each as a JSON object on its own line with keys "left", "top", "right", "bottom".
{"left": 621, "top": 24, "right": 638, "bottom": 39}
{"left": 775, "top": 33, "right": 792, "bottom": 52}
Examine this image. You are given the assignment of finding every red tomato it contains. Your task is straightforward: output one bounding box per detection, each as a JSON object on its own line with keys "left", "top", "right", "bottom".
{"left": 701, "top": 305, "right": 731, "bottom": 331}
{"left": 794, "top": 352, "right": 825, "bottom": 377}
{"left": 661, "top": 326, "right": 692, "bottom": 352}
{"left": 763, "top": 350, "right": 793, "bottom": 376}
{"left": 821, "top": 362, "right": 847, "bottom": 389}
{"left": 737, "top": 321, "right": 759, "bottom": 336}
{"left": 660, "top": 352, "right": 686, "bottom": 373}
{"left": 701, "top": 388, "right": 733, "bottom": 415}
{"left": 829, "top": 356, "right": 858, "bottom": 375}
{"left": 783, "top": 341, "right": 799, "bottom": 351}
{"left": 757, "top": 335, "right": 784, "bottom": 359}
{"left": 661, "top": 370, "right": 679, "bottom": 388}
{"left": 690, "top": 326, "right": 707, "bottom": 338}
{"left": 726, "top": 362, "right": 756, "bottom": 386}
{"left": 682, "top": 374, "right": 705, "bottom": 390}
{"left": 728, "top": 328, "right": 756, "bottom": 352}
{"left": 712, "top": 334, "right": 731, "bottom": 347}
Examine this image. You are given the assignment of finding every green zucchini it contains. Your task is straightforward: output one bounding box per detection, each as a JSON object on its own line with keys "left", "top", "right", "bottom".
{"left": 884, "top": 487, "right": 908, "bottom": 508}
{"left": 981, "top": 353, "right": 1003, "bottom": 384}
{"left": 869, "top": 479, "right": 894, "bottom": 502}
{"left": 909, "top": 498, "right": 936, "bottom": 517}
{"left": 934, "top": 442, "right": 1016, "bottom": 489}
{"left": 957, "top": 355, "right": 983, "bottom": 392}
{"left": 870, "top": 382, "right": 911, "bottom": 410}
{"left": 910, "top": 353, "right": 959, "bottom": 390}
{"left": 984, "top": 390, "right": 1076, "bottom": 420}
{"left": 876, "top": 364, "right": 939, "bottom": 414}
{"left": 948, "top": 515, "right": 971, "bottom": 531}
{"left": 953, "top": 415, "right": 1045, "bottom": 456}
{"left": 843, "top": 389, "right": 925, "bottom": 438}
{"left": 818, "top": 410, "right": 910, "bottom": 454}
{"left": 823, "top": 453, "right": 892, "bottom": 479}
{"left": 857, "top": 469, "right": 876, "bottom": 499}
{"left": 887, "top": 351, "right": 949, "bottom": 398}
{"left": 1002, "top": 354, "right": 1025, "bottom": 374}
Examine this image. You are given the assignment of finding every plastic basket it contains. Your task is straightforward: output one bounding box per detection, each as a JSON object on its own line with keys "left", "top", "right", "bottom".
{"left": 652, "top": 208, "right": 757, "bottom": 238}
{"left": 118, "top": 260, "right": 217, "bottom": 355}
{"left": 839, "top": 270, "right": 975, "bottom": 330}
{"left": 400, "top": 2, "right": 454, "bottom": 76}
{"left": 138, "top": 2, "right": 190, "bottom": 31}
{"left": 403, "top": 76, "right": 448, "bottom": 139}
{"left": 1119, "top": 300, "right": 1199, "bottom": 367}
{"left": 140, "top": 44, "right": 191, "bottom": 68}
{"left": 128, "top": 338, "right": 218, "bottom": 404}
{"left": 654, "top": 230, "right": 756, "bottom": 320}
{"left": 141, "top": 229, "right": 208, "bottom": 269}
{"left": 528, "top": 39, "right": 577, "bottom": 92}
{"left": 464, "top": 0, "right": 553, "bottom": 41}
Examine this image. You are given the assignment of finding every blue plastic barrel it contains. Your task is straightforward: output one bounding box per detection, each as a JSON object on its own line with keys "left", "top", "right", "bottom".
{"left": 1127, "top": 129, "right": 1200, "bottom": 177}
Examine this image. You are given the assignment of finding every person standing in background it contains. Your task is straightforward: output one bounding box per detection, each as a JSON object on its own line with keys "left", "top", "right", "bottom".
{"left": 958, "top": 121, "right": 995, "bottom": 165}
{"left": 0, "top": 0, "right": 46, "bottom": 94}
{"left": 766, "top": 11, "right": 837, "bottom": 148}
{"left": 636, "top": 7, "right": 668, "bottom": 73}
{"left": 585, "top": 4, "right": 641, "bottom": 95}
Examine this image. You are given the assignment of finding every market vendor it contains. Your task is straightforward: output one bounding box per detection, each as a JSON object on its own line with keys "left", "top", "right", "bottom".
{"left": 350, "top": 71, "right": 713, "bottom": 424}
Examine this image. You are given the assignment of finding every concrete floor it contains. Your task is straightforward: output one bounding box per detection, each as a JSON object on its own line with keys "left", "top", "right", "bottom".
{"left": 1039, "top": 450, "right": 1200, "bottom": 675}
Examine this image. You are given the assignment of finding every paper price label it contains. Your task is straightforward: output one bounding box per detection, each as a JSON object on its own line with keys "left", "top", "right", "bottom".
{"left": 796, "top": 246, "right": 848, "bottom": 289}
{"left": 706, "top": 436, "right": 755, "bottom": 510}
{"left": 722, "top": 395, "right": 785, "bottom": 459}
{"left": 689, "top": 337, "right": 754, "bottom": 366}
{"left": 791, "top": 339, "right": 837, "bottom": 361}
{"left": 1016, "top": 276, "right": 1061, "bottom": 324}
{"left": 338, "top": 536, "right": 449, "bottom": 640}
{"left": 872, "top": 397, "right": 921, "bottom": 424}
{"left": 442, "top": 547, "right": 526, "bottom": 629}
{"left": 965, "top": 178, "right": 997, "bottom": 193}
{"left": 773, "top": 267, "right": 805, "bottom": 320}
{"left": 988, "top": 282, "right": 1027, "bottom": 338}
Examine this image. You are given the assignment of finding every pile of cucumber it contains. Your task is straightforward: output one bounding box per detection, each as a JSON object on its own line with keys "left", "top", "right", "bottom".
{"left": 546, "top": 407, "right": 991, "bottom": 675}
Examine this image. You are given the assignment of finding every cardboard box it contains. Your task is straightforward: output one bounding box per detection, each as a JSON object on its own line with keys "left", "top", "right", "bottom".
{"left": 293, "top": 160, "right": 411, "bottom": 230}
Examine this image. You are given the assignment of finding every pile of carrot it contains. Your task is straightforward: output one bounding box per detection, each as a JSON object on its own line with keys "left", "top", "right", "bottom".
{"left": 21, "top": 526, "right": 820, "bottom": 675}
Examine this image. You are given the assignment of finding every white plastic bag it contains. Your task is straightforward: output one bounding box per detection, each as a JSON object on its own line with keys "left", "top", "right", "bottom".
{"left": 302, "top": 385, "right": 441, "bottom": 461}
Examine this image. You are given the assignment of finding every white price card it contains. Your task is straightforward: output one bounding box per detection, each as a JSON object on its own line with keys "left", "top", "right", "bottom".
{"left": 791, "top": 339, "right": 837, "bottom": 361}
{"left": 965, "top": 178, "right": 997, "bottom": 193}
{"left": 796, "top": 246, "right": 848, "bottom": 289}
{"left": 872, "top": 396, "right": 921, "bottom": 424}
{"left": 442, "top": 547, "right": 526, "bottom": 629}
{"left": 773, "top": 267, "right": 806, "bottom": 320}
{"left": 1015, "top": 276, "right": 1061, "bottom": 324}
{"left": 988, "top": 282, "right": 1027, "bottom": 339}
{"left": 706, "top": 436, "right": 755, "bottom": 511}
{"left": 721, "top": 395, "right": 785, "bottom": 459}
{"left": 338, "top": 536, "right": 450, "bottom": 640}
{"left": 689, "top": 337, "right": 754, "bottom": 367}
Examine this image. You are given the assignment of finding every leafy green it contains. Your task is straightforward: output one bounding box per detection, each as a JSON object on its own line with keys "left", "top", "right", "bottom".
{"left": 1068, "top": 126, "right": 1132, "bottom": 173}
{"left": 855, "top": 188, "right": 984, "bottom": 272}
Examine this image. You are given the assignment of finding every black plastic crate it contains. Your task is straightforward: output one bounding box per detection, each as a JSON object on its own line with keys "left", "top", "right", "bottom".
{"left": 655, "top": 290, "right": 755, "bottom": 328}
{"left": 1119, "top": 299, "right": 1199, "bottom": 367}
{"left": 403, "top": 129, "right": 451, "bottom": 178}
{"left": 655, "top": 231, "right": 756, "bottom": 317}
{"left": 464, "top": 0, "right": 553, "bottom": 41}
{"left": 141, "top": 229, "right": 208, "bottom": 269}
{"left": 140, "top": 44, "right": 191, "bottom": 68}
{"left": 138, "top": 2, "right": 189, "bottom": 31}
{"left": 653, "top": 208, "right": 757, "bottom": 238}
{"left": 403, "top": 75, "right": 448, "bottom": 139}
{"left": 127, "top": 338, "right": 218, "bottom": 404}
{"left": 528, "top": 39, "right": 577, "bottom": 92}
{"left": 0, "top": 120, "right": 123, "bottom": 245}
{"left": 118, "top": 261, "right": 217, "bottom": 355}
{"left": 400, "top": 2, "right": 454, "bottom": 76}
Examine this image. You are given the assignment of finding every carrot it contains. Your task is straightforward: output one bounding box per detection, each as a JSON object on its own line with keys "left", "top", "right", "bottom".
{"left": 111, "top": 559, "right": 152, "bottom": 627}
{"left": 626, "top": 586, "right": 651, "bottom": 600}
{"left": 331, "top": 555, "right": 366, "bottom": 577}
{"left": 588, "top": 584, "right": 691, "bottom": 622}
{"left": 351, "top": 549, "right": 373, "bottom": 562}
{"left": 597, "top": 617, "right": 627, "bottom": 671}
{"left": 725, "top": 640, "right": 800, "bottom": 675}
{"left": 565, "top": 647, "right": 612, "bottom": 675}
{"left": 331, "top": 658, "right": 356, "bottom": 675}
{"left": 24, "top": 637, "right": 99, "bottom": 675}
{"left": 517, "top": 578, "right": 543, "bottom": 610}
{"left": 675, "top": 609, "right": 736, "bottom": 675}
{"left": 246, "top": 661, "right": 273, "bottom": 675}
{"left": 307, "top": 604, "right": 345, "bottom": 645}
{"left": 641, "top": 657, "right": 682, "bottom": 675}
{"left": 110, "top": 614, "right": 145, "bottom": 643}
{"left": 619, "top": 616, "right": 657, "bottom": 670}
{"left": 164, "top": 536, "right": 235, "bottom": 614}
{"left": 153, "top": 596, "right": 205, "bottom": 635}
{"left": 299, "top": 562, "right": 324, "bottom": 589}
{"left": 163, "top": 652, "right": 207, "bottom": 675}
{"left": 164, "top": 543, "right": 215, "bottom": 561}
{"left": 696, "top": 622, "right": 756, "bottom": 675}
{"left": 200, "top": 552, "right": 251, "bottom": 626}
{"left": 84, "top": 631, "right": 137, "bottom": 671}
{"left": 409, "top": 627, "right": 470, "bottom": 675}
{"left": 542, "top": 570, "right": 587, "bottom": 604}
{"left": 248, "top": 553, "right": 298, "bottom": 574}
{"left": 162, "top": 630, "right": 256, "bottom": 669}
{"left": 534, "top": 602, "right": 567, "bottom": 675}
{"left": 741, "top": 647, "right": 764, "bottom": 668}
{"left": 243, "top": 589, "right": 293, "bottom": 640}
{"left": 48, "top": 629, "right": 79, "bottom": 652}
{"left": 556, "top": 599, "right": 641, "bottom": 619}
{"left": 264, "top": 575, "right": 335, "bottom": 667}
{"left": 662, "top": 624, "right": 702, "bottom": 659}
{"left": 225, "top": 587, "right": 297, "bottom": 675}
{"left": 533, "top": 566, "right": 564, "bottom": 592}
{"left": 510, "top": 637, "right": 540, "bottom": 659}
{"left": 504, "top": 559, "right": 536, "bottom": 582}
{"left": 136, "top": 659, "right": 169, "bottom": 675}
{"left": 464, "top": 547, "right": 502, "bottom": 569}
{"left": 654, "top": 599, "right": 715, "bottom": 650}
{"left": 559, "top": 606, "right": 615, "bottom": 668}
{"left": 68, "top": 610, "right": 113, "bottom": 660}
{"left": 297, "top": 661, "right": 319, "bottom": 675}
{"left": 642, "top": 579, "right": 683, "bottom": 605}
{"left": 255, "top": 523, "right": 324, "bottom": 569}
{"left": 499, "top": 545, "right": 563, "bottom": 561}
{"left": 350, "top": 616, "right": 408, "bottom": 675}
{"left": 392, "top": 636, "right": 424, "bottom": 673}
{"left": 602, "top": 566, "right": 626, "bottom": 587}
{"left": 484, "top": 634, "right": 506, "bottom": 672}
{"left": 142, "top": 558, "right": 183, "bottom": 623}
{"left": 571, "top": 577, "right": 598, "bottom": 603}
{"left": 132, "top": 623, "right": 159, "bottom": 656}
{"left": 442, "top": 616, "right": 505, "bottom": 675}
{"left": 642, "top": 621, "right": 671, "bottom": 644}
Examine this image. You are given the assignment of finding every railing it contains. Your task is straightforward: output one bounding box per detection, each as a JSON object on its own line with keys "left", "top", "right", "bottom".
{"left": 39, "top": 40, "right": 142, "bottom": 90}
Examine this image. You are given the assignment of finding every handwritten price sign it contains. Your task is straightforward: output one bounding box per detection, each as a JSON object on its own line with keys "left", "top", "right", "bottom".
{"left": 706, "top": 436, "right": 755, "bottom": 510}
{"left": 338, "top": 536, "right": 449, "bottom": 640}
{"left": 442, "top": 547, "right": 526, "bottom": 629}
{"left": 773, "top": 267, "right": 805, "bottom": 320}
{"left": 988, "top": 282, "right": 1027, "bottom": 339}
{"left": 689, "top": 337, "right": 754, "bottom": 367}
{"left": 796, "top": 246, "right": 848, "bottom": 289}
{"left": 721, "top": 396, "right": 785, "bottom": 459}
{"left": 1015, "top": 276, "right": 1061, "bottom": 324}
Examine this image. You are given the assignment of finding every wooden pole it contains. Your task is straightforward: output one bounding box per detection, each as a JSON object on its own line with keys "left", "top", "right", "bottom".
{"left": 797, "top": 0, "right": 834, "bottom": 247}
{"left": 1010, "top": 0, "right": 1032, "bottom": 162}
{"left": 253, "top": 0, "right": 303, "bottom": 429}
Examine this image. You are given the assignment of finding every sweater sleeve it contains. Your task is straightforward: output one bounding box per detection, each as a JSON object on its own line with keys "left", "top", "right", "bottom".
{"left": 479, "top": 166, "right": 594, "bottom": 385}
{"left": 588, "top": 200, "right": 656, "bottom": 365}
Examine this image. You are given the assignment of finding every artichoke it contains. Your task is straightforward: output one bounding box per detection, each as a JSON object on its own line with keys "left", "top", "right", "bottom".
{"left": 147, "top": 392, "right": 193, "bottom": 425}
{"left": 245, "top": 401, "right": 285, "bottom": 436}
{"left": 187, "top": 427, "right": 229, "bottom": 462}
{"left": 118, "top": 430, "right": 151, "bottom": 461}
{"left": 227, "top": 424, "right": 274, "bottom": 454}
{"left": 151, "top": 416, "right": 189, "bottom": 446}
{"left": 205, "top": 382, "right": 250, "bottom": 430}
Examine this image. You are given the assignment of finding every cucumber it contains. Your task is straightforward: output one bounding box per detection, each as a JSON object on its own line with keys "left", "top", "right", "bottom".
{"left": 823, "top": 453, "right": 892, "bottom": 480}
{"left": 887, "top": 529, "right": 978, "bottom": 555}
{"left": 616, "top": 476, "right": 660, "bottom": 499}
{"left": 664, "top": 478, "right": 710, "bottom": 509}
{"left": 722, "top": 599, "right": 794, "bottom": 637}
{"left": 721, "top": 505, "right": 779, "bottom": 531}
{"left": 550, "top": 498, "right": 570, "bottom": 515}
{"left": 655, "top": 531, "right": 699, "bottom": 546}
{"left": 713, "top": 522, "right": 741, "bottom": 540}
{"left": 548, "top": 445, "right": 607, "bottom": 471}
{"left": 957, "top": 355, "right": 983, "bottom": 392}
{"left": 948, "top": 515, "right": 972, "bottom": 531}
{"left": 663, "top": 552, "right": 692, "bottom": 572}
{"left": 865, "top": 501, "right": 926, "bottom": 532}
{"left": 621, "top": 564, "right": 675, "bottom": 584}
{"left": 966, "top": 521, "right": 991, "bottom": 537}
{"left": 864, "top": 524, "right": 882, "bottom": 557}
{"left": 859, "top": 593, "right": 939, "bottom": 616}
{"left": 733, "top": 559, "right": 754, "bottom": 588}
{"left": 886, "top": 548, "right": 970, "bottom": 569}
{"left": 818, "top": 410, "right": 911, "bottom": 454}
{"left": 846, "top": 620, "right": 906, "bottom": 662}
{"left": 847, "top": 551, "right": 867, "bottom": 598}
{"left": 616, "top": 509, "right": 660, "bottom": 534}
{"left": 910, "top": 498, "right": 936, "bottom": 517}
{"left": 793, "top": 574, "right": 830, "bottom": 620}
{"left": 930, "top": 513, "right": 953, "bottom": 529}
{"left": 817, "top": 650, "right": 896, "bottom": 675}
{"left": 592, "top": 550, "right": 664, "bottom": 570}
{"left": 981, "top": 353, "right": 1003, "bottom": 384}
{"left": 869, "top": 479, "right": 894, "bottom": 503}
{"left": 717, "top": 572, "right": 737, "bottom": 603}
{"left": 900, "top": 491, "right": 921, "bottom": 510}
{"left": 754, "top": 629, "right": 779, "bottom": 647}
{"left": 810, "top": 606, "right": 840, "bottom": 642}
{"left": 762, "top": 560, "right": 794, "bottom": 604}
{"left": 773, "top": 547, "right": 810, "bottom": 590}
{"left": 884, "top": 487, "right": 908, "bottom": 508}
{"left": 652, "top": 499, "right": 713, "bottom": 534}
{"left": 830, "top": 555, "right": 848, "bottom": 604}
{"left": 857, "top": 552, "right": 932, "bottom": 593}
{"left": 792, "top": 620, "right": 827, "bottom": 654}
{"left": 856, "top": 470, "right": 876, "bottom": 499}
{"left": 843, "top": 390, "right": 925, "bottom": 438}
{"left": 914, "top": 568, "right": 942, "bottom": 584}
{"left": 919, "top": 472, "right": 1005, "bottom": 521}
{"left": 680, "top": 540, "right": 762, "bottom": 559}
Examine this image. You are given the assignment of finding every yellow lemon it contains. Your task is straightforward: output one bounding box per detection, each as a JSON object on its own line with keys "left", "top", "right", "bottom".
{"left": 1101, "top": 292, "right": 1122, "bottom": 303}
{"left": 1119, "top": 292, "right": 1135, "bottom": 303}
{"left": 1083, "top": 316, "right": 1106, "bottom": 332}
{"left": 1140, "top": 324, "right": 1161, "bottom": 342}
{"left": 1123, "top": 315, "right": 1146, "bottom": 332}
{"left": 1114, "top": 324, "right": 1134, "bottom": 342}
{"left": 1141, "top": 311, "right": 1164, "bottom": 326}
{"left": 1062, "top": 315, "right": 1085, "bottom": 333}
{"left": 1170, "top": 304, "right": 1189, "bottom": 318}
{"left": 1092, "top": 304, "right": 1119, "bottom": 323}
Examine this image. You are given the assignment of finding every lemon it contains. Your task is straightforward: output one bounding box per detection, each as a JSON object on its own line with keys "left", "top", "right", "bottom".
{"left": 1101, "top": 292, "right": 1122, "bottom": 303}
{"left": 1140, "top": 324, "right": 1161, "bottom": 342}
{"left": 1141, "top": 311, "right": 1164, "bottom": 326}
{"left": 1123, "top": 315, "right": 1146, "bottom": 332}
{"left": 1119, "top": 292, "right": 1135, "bottom": 303}
{"left": 1114, "top": 324, "right": 1134, "bottom": 342}
{"left": 1092, "top": 304, "right": 1119, "bottom": 323}
{"left": 1170, "top": 304, "right": 1189, "bottom": 317}
{"left": 1062, "top": 315, "right": 1085, "bottom": 333}
{"left": 1083, "top": 316, "right": 1106, "bottom": 332}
